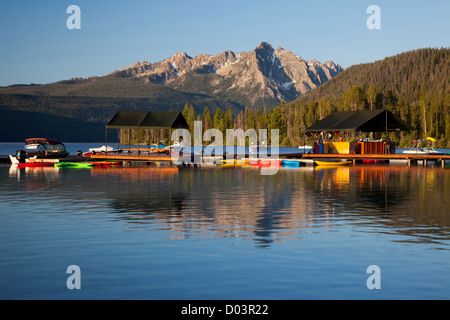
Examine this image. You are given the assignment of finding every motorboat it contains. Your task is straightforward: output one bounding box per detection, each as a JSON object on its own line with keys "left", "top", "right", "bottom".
{"left": 82, "top": 145, "right": 119, "bottom": 157}
{"left": 9, "top": 138, "right": 69, "bottom": 165}
{"left": 23, "top": 138, "right": 69, "bottom": 158}
{"left": 402, "top": 137, "right": 443, "bottom": 155}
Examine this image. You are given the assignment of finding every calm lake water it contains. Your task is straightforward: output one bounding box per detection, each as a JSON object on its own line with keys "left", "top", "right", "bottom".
{"left": 0, "top": 143, "right": 449, "bottom": 300}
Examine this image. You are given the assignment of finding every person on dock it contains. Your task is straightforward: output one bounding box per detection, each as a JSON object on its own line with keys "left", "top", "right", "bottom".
{"left": 384, "top": 138, "right": 391, "bottom": 154}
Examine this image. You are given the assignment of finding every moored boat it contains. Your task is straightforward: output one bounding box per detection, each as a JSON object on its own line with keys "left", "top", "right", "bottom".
{"left": 9, "top": 138, "right": 68, "bottom": 165}
{"left": 250, "top": 159, "right": 282, "bottom": 167}
{"left": 282, "top": 160, "right": 300, "bottom": 167}
{"left": 54, "top": 161, "right": 122, "bottom": 168}
{"left": 315, "top": 160, "right": 352, "bottom": 166}
{"left": 55, "top": 162, "right": 93, "bottom": 168}
{"left": 216, "top": 159, "right": 249, "bottom": 166}
{"left": 402, "top": 137, "right": 443, "bottom": 155}
{"left": 16, "top": 162, "right": 56, "bottom": 168}
{"left": 10, "top": 138, "right": 69, "bottom": 164}
{"left": 82, "top": 145, "right": 118, "bottom": 157}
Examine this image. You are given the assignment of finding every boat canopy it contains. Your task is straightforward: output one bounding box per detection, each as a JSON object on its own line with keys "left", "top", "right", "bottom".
{"left": 25, "top": 138, "right": 64, "bottom": 145}
{"left": 306, "top": 109, "right": 415, "bottom": 133}
{"left": 106, "top": 111, "right": 189, "bottom": 130}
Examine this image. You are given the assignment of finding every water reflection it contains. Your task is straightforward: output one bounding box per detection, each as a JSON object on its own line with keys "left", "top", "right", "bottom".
{"left": 4, "top": 164, "right": 450, "bottom": 249}
{"left": 312, "top": 165, "right": 450, "bottom": 247}
{"left": 88, "top": 165, "right": 450, "bottom": 249}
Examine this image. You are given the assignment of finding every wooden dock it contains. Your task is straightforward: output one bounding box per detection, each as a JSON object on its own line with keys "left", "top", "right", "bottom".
{"left": 90, "top": 151, "right": 450, "bottom": 168}
{"left": 301, "top": 153, "right": 450, "bottom": 168}
{"left": 91, "top": 153, "right": 184, "bottom": 163}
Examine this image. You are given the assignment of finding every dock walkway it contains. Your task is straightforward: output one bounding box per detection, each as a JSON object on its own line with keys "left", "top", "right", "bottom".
{"left": 91, "top": 151, "right": 450, "bottom": 168}
{"left": 301, "top": 153, "right": 450, "bottom": 168}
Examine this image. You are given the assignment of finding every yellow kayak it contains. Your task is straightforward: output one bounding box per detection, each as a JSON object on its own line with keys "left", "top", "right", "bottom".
{"left": 217, "top": 159, "right": 249, "bottom": 166}
{"left": 315, "top": 160, "right": 353, "bottom": 166}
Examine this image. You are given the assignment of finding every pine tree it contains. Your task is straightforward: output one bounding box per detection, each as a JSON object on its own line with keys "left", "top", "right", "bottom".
{"left": 186, "top": 105, "right": 196, "bottom": 139}
{"left": 213, "top": 108, "right": 223, "bottom": 133}
{"left": 223, "top": 109, "right": 234, "bottom": 131}
{"left": 367, "top": 84, "right": 376, "bottom": 110}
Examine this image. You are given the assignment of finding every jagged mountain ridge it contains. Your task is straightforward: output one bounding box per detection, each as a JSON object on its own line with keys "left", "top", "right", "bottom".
{"left": 111, "top": 42, "right": 343, "bottom": 107}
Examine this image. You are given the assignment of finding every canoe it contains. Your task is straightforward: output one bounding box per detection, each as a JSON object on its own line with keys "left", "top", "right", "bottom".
{"left": 315, "top": 160, "right": 352, "bottom": 166}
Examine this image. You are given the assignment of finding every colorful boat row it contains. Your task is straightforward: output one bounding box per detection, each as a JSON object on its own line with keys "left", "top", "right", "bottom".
{"left": 216, "top": 159, "right": 352, "bottom": 168}
{"left": 15, "top": 161, "right": 122, "bottom": 168}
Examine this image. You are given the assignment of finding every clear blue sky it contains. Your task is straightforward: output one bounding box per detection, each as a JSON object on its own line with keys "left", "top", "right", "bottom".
{"left": 0, "top": 0, "right": 448, "bottom": 86}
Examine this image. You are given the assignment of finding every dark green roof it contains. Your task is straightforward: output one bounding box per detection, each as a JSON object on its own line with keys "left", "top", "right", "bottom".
{"left": 306, "top": 109, "right": 415, "bottom": 132}
{"left": 107, "top": 111, "right": 189, "bottom": 129}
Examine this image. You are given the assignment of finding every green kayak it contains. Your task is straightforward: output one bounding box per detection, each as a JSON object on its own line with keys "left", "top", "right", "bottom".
{"left": 55, "top": 162, "right": 94, "bottom": 168}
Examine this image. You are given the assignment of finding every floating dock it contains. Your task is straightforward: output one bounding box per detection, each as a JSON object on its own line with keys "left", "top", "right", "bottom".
{"left": 4, "top": 150, "right": 449, "bottom": 169}
{"left": 89, "top": 151, "right": 450, "bottom": 168}
{"left": 90, "top": 153, "right": 195, "bottom": 165}
{"left": 301, "top": 153, "right": 450, "bottom": 168}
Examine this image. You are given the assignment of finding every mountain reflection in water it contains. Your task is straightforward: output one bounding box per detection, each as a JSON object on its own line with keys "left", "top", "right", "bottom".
{"left": 76, "top": 165, "right": 450, "bottom": 249}
{"left": 5, "top": 164, "right": 450, "bottom": 249}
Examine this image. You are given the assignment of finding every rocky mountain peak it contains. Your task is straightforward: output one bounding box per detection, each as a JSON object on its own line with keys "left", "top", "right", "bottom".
{"left": 110, "top": 42, "right": 343, "bottom": 107}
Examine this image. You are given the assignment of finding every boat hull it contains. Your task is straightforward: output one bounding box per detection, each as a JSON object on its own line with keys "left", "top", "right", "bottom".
{"left": 402, "top": 151, "right": 443, "bottom": 155}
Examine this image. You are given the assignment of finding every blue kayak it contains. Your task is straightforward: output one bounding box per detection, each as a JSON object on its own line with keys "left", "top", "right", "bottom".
{"left": 282, "top": 160, "right": 300, "bottom": 167}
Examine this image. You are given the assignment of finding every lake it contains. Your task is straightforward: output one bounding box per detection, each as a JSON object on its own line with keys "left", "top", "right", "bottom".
{"left": 0, "top": 143, "right": 449, "bottom": 300}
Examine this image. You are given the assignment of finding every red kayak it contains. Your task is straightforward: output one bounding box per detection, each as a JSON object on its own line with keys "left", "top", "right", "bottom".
{"left": 250, "top": 160, "right": 282, "bottom": 167}
{"left": 91, "top": 161, "right": 122, "bottom": 167}
{"left": 16, "top": 162, "right": 55, "bottom": 167}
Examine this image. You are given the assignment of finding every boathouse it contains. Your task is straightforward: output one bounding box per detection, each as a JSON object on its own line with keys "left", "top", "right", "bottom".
{"left": 105, "top": 110, "right": 189, "bottom": 149}
{"left": 306, "top": 109, "right": 415, "bottom": 154}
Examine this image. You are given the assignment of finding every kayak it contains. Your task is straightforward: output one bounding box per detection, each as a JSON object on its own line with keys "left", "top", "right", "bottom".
{"left": 55, "top": 161, "right": 123, "bottom": 168}
{"left": 315, "top": 160, "right": 352, "bottom": 166}
{"left": 91, "top": 161, "right": 122, "bottom": 167}
{"left": 250, "top": 160, "right": 282, "bottom": 167}
{"left": 16, "top": 162, "right": 56, "bottom": 167}
{"left": 55, "top": 162, "right": 94, "bottom": 168}
{"left": 217, "top": 159, "right": 249, "bottom": 166}
{"left": 282, "top": 160, "right": 300, "bottom": 167}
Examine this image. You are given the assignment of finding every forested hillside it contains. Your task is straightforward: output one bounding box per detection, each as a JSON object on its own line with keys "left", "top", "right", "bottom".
{"left": 295, "top": 47, "right": 450, "bottom": 147}
{"left": 168, "top": 48, "right": 449, "bottom": 148}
